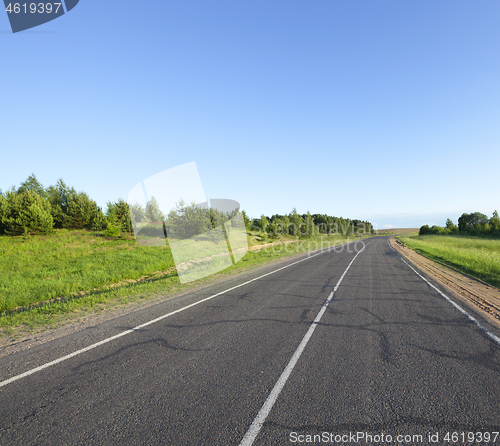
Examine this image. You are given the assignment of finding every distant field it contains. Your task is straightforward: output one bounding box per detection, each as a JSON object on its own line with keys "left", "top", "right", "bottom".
{"left": 377, "top": 228, "right": 419, "bottom": 235}
{"left": 396, "top": 234, "right": 500, "bottom": 289}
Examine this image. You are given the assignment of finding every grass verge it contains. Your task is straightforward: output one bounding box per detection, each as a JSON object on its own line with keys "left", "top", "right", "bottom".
{"left": 0, "top": 230, "right": 371, "bottom": 334}
{"left": 396, "top": 234, "right": 500, "bottom": 289}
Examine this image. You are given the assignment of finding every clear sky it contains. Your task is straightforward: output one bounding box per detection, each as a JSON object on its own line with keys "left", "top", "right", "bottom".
{"left": 1, "top": 0, "right": 499, "bottom": 229}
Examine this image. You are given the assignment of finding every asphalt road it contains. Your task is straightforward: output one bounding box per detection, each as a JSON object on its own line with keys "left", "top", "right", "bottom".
{"left": 1, "top": 237, "right": 500, "bottom": 445}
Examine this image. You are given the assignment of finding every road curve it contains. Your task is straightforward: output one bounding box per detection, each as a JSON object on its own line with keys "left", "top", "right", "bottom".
{"left": 1, "top": 237, "right": 499, "bottom": 445}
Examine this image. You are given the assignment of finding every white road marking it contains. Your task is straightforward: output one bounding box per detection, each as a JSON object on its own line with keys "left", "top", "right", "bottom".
{"left": 387, "top": 237, "right": 395, "bottom": 251}
{"left": 390, "top": 235, "right": 500, "bottom": 344}
{"left": 389, "top": 236, "right": 500, "bottom": 344}
{"left": 238, "top": 242, "right": 372, "bottom": 446}
{"left": 0, "top": 240, "right": 363, "bottom": 389}
{"left": 400, "top": 256, "right": 500, "bottom": 345}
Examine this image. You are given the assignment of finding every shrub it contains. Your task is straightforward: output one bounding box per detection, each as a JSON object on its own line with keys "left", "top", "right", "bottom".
{"left": 66, "top": 192, "right": 105, "bottom": 230}
{"left": 46, "top": 179, "right": 74, "bottom": 228}
{"left": 93, "top": 209, "right": 107, "bottom": 231}
{"left": 445, "top": 218, "right": 459, "bottom": 234}
{"left": 241, "top": 210, "right": 251, "bottom": 230}
{"left": 459, "top": 212, "right": 489, "bottom": 234}
{"left": 260, "top": 215, "right": 269, "bottom": 233}
{"left": 107, "top": 198, "right": 133, "bottom": 233}
{"left": 0, "top": 193, "right": 8, "bottom": 234}
{"left": 2, "top": 190, "right": 54, "bottom": 235}
{"left": 105, "top": 223, "right": 121, "bottom": 237}
{"left": 419, "top": 225, "right": 431, "bottom": 235}
{"left": 267, "top": 221, "right": 281, "bottom": 240}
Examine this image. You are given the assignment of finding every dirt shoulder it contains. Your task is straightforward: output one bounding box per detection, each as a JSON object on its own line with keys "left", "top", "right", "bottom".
{"left": 390, "top": 237, "right": 500, "bottom": 329}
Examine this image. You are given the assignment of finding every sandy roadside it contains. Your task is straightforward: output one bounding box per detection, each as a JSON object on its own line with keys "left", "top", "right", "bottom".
{"left": 390, "top": 237, "right": 500, "bottom": 329}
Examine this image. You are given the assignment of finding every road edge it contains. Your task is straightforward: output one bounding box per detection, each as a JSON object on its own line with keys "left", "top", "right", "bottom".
{"left": 390, "top": 236, "right": 500, "bottom": 332}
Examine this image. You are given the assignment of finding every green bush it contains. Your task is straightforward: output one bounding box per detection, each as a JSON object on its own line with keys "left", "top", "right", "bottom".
{"left": 0, "top": 193, "right": 8, "bottom": 234}
{"left": 105, "top": 223, "right": 121, "bottom": 237}
{"left": 107, "top": 198, "right": 133, "bottom": 233}
{"left": 46, "top": 179, "right": 105, "bottom": 231}
{"left": 420, "top": 212, "right": 500, "bottom": 238}
{"left": 458, "top": 212, "right": 489, "bottom": 235}
{"left": 65, "top": 192, "right": 104, "bottom": 230}
{"left": 46, "top": 179, "right": 74, "bottom": 228}
{"left": 93, "top": 209, "right": 107, "bottom": 231}
{"left": 241, "top": 210, "right": 251, "bottom": 230}
{"left": 2, "top": 190, "right": 54, "bottom": 235}
{"left": 267, "top": 221, "right": 281, "bottom": 240}
{"left": 419, "top": 225, "right": 431, "bottom": 235}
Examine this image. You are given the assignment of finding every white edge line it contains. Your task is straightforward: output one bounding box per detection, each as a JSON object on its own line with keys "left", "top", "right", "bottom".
{"left": 238, "top": 241, "right": 372, "bottom": 446}
{"left": 389, "top": 234, "right": 500, "bottom": 345}
{"left": 387, "top": 237, "right": 396, "bottom": 251}
{"left": 0, "top": 239, "right": 367, "bottom": 389}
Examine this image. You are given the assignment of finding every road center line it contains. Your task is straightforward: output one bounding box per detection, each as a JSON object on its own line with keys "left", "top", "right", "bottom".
{"left": 0, "top": 240, "right": 364, "bottom": 389}
{"left": 238, "top": 241, "right": 372, "bottom": 446}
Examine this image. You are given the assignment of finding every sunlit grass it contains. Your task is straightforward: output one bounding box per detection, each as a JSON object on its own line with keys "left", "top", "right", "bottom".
{"left": 0, "top": 229, "right": 371, "bottom": 330}
{"left": 0, "top": 230, "right": 175, "bottom": 312}
{"left": 396, "top": 234, "right": 500, "bottom": 288}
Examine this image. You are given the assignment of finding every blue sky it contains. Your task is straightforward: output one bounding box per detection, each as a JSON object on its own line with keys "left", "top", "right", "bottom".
{"left": 1, "top": 0, "right": 499, "bottom": 229}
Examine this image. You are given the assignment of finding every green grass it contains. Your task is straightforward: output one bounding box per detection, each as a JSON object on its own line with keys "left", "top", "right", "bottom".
{"left": 0, "top": 230, "right": 175, "bottom": 313}
{"left": 0, "top": 229, "right": 370, "bottom": 332}
{"left": 396, "top": 234, "right": 500, "bottom": 288}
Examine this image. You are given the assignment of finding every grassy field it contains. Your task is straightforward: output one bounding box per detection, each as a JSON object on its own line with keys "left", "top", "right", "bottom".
{"left": 377, "top": 228, "right": 419, "bottom": 235}
{"left": 0, "top": 229, "right": 370, "bottom": 332}
{"left": 396, "top": 234, "right": 500, "bottom": 288}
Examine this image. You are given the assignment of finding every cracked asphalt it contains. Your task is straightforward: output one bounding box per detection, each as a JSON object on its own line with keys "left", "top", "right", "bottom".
{"left": 1, "top": 237, "right": 500, "bottom": 445}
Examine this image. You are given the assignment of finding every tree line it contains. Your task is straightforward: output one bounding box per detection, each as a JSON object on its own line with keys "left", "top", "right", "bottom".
{"left": 0, "top": 174, "right": 374, "bottom": 240}
{"left": 246, "top": 209, "right": 374, "bottom": 240}
{"left": 419, "top": 211, "right": 500, "bottom": 237}
{"left": 0, "top": 174, "right": 130, "bottom": 236}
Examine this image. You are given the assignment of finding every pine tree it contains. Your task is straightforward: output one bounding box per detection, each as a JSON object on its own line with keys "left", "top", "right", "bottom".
{"left": 66, "top": 191, "right": 104, "bottom": 230}
{"left": 46, "top": 179, "right": 75, "bottom": 228}
{"left": 241, "top": 210, "right": 251, "bottom": 230}
{"left": 288, "top": 208, "right": 303, "bottom": 236}
{"left": 260, "top": 215, "right": 269, "bottom": 233}
{"left": 107, "top": 199, "right": 133, "bottom": 233}
{"left": 3, "top": 190, "right": 53, "bottom": 235}
{"left": 18, "top": 174, "right": 47, "bottom": 198}
{"left": 145, "top": 196, "right": 164, "bottom": 223}
{"left": 0, "top": 193, "right": 8, "bottom": 234}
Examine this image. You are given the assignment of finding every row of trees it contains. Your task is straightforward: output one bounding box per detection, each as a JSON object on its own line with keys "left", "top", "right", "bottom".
{"left": 419, "top": 211, "right": 500, "bottom": 236}
{"left": 248, "top": 209, "right": 374, "bottom": 239}
{"left": 164, "top": 200, "right": 243, "bottom": 241}
{"left": 0, "top": 175, "right": 246, "bottom": 239}
{"left": 1, "top": 175, "right": 373, "bottom": 240}
{"left": 0, "top": 175, "right": 126, "bottom": 236}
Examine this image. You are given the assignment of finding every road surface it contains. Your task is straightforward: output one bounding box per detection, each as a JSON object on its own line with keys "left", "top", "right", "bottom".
{"left": 1, "top": 237, "right": 499, "bottom": 445}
